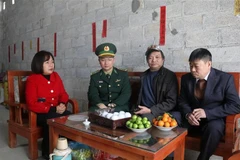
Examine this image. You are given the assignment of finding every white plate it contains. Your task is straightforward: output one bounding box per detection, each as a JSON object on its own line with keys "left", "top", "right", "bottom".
{"left": 126, "top": 125, "right": 151, "bottom": 133}
{"left": 68, "top": 115, "right": 88, "bottom": 121}
{"left": 154, "top": 125, "right": 177, "bottom": 131}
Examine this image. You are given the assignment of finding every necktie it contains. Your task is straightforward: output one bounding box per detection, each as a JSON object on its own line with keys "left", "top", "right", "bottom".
{"left": 106, "top": 74, "right": 111, "bottom": 79}
{"left": 194, "top": 79, "right": 207, "bottom": 100}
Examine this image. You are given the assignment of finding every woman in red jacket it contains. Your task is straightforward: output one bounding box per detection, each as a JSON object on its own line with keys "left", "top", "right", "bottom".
{"left": 26, "top": 50, "right": 71, "bottom": 159}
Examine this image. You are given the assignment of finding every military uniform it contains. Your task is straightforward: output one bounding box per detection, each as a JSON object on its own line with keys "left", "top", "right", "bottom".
{"left": 88, "top": 42, "right": 131, "bottom": 112}
{"left": 88, "top": 67, "right": 131, "bottom": 112}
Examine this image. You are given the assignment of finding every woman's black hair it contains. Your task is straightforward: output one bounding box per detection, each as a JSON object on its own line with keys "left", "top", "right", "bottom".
{"left": 189, "top": 48, "right": 212, "bottom": 62}
{"left": 31, "top": 50, "right": 54, "bottom": 74}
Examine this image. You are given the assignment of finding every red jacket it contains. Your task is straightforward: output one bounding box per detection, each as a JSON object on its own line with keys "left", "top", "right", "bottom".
{"left": 26, "top": 72, "right": 69, "bottom": 113}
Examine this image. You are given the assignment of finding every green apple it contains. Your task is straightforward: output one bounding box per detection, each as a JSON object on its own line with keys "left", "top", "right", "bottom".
{"left": 143, "top": 117, "right": 148, "bottom": 121}
{"left": 145, "top": 123, "right": 151, "bottom": 128}
{"left": 132, "top": 115, "right": 137, "bottom": 120}
{"left": 138, "top": 124, "right": 144, "bottom": 129}
{"left": 133, "top": 123, "right": 138, "bottom": 129}
{"left": 137, "top": 116, "right": 142, "bottom": 121}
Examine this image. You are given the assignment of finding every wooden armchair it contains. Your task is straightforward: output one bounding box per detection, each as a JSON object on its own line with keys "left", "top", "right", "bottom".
{"left": 128, "top": 71, "right": 240, "bottom": 160}
{"left": 5, "top": 70, "right": 79, "bottom": 160}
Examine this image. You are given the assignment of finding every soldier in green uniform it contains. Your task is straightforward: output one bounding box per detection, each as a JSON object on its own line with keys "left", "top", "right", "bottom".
{"left": 88, "top": 43, "right": 131, "bottom": 112}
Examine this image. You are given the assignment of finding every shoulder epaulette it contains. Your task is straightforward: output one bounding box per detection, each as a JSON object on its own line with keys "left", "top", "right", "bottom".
{"left": 91, "top": 70, "right": 100, "bottom": 75}
{"left": 116, "top": 68, "right": 128, "bottom": 71}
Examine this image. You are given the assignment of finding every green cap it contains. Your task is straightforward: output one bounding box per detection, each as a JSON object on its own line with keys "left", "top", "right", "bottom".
{"left": 95, "top": 43, "right": 117, "bottom": 57}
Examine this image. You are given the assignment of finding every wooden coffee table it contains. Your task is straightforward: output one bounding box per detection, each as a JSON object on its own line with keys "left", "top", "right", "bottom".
{"left": 48, "top": 112, "right": 187, "bottom": 160}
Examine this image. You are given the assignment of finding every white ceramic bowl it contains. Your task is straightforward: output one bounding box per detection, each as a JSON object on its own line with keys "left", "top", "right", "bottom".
{"left": 126, "top": 125, "right": 151, "bottom": 133}
{"left": 154, "top": 125, "right": 177, "bottom": 131}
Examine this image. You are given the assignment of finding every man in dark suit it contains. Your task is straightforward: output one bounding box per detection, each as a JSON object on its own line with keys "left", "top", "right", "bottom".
{"left": 88, "top": 42, "right": 131, "bottom": 112}
{"left": 178, "top": 48, "right": 240, "bottom": 160}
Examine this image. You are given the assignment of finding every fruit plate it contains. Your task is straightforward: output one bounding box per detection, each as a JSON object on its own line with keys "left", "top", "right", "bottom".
{"left": 126, "top": 125, "right": 151, "bottom": 133}
{"left": 154, "top": 125, "right": 177, "bottom": 131}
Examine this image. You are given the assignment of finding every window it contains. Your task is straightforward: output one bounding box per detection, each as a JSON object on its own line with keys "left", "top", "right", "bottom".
{"left": 12, "top": 0, "right": 14, "bottom": 5}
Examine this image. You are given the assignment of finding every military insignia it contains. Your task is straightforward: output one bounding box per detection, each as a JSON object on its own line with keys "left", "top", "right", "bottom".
{"left": 115, "top": 79, "right": 121, "bottom": 82}
{"left": 104, "top": 46, "right": 110, "bottom": 51}
{"left": 98, "top": 81, "right": 103, "bottom": 83}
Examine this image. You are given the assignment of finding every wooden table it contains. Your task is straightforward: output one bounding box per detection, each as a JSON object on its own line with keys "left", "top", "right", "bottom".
{"left": 48, "top": 112, "right": 187, "bottom": 160}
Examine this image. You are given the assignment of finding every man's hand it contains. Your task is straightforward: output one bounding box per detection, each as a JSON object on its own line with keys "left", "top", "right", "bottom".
{"left": 187, "top": 108, "right": 206, "bottom": 126}
{"left": 134, "top": 105, "right": 151, "bottom": 115}
{"left": 97, "top": 103, "right": 108, "bottom": 109}
{"left": 186, "top": 113, "right": 200, "bottom": 126}
{"left": 193, "top": 108, "right": 206, "bottom": 120}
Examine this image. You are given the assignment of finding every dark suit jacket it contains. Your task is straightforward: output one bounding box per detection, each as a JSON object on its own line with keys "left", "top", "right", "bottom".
{"left": 88, "top": 67, "right": 131, "bottom": 112}
{"left": 178, "top": 68, "right": 240, "bottom": 121}
{"left": 137, "top": 67, "right": 178, "bottom": 117}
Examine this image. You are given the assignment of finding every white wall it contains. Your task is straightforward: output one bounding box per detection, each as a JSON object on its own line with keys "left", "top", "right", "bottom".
{"left": 1, "top": 0, "right": 240, "bottom": 111}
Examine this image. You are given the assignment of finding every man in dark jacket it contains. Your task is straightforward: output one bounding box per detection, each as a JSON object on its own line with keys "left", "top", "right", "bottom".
{"left": 134, "top": 45, "right": 178, "bottom": 121}
{"left": 178, "top": 48, "right": 240, "bottom": 160}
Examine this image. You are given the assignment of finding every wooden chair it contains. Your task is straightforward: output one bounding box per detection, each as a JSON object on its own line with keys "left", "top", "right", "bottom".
{"left": 5, "top": 70, "right": 79, "bottom": 160}
{"left": 228, "top": 151, "right": 240, "bottom": 160}
{"left": 128, "top": 71, "right": 240, "bottom": 160}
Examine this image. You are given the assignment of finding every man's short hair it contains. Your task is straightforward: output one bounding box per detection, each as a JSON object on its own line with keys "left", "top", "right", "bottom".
{"left": 31, "top": 50, "right": 54, "bottom": 74}
{"left": 189, "top": 48, "right": 212, "bottom": 62}
{"left": 145, "top": 45, "right": 165, "bottom": 60}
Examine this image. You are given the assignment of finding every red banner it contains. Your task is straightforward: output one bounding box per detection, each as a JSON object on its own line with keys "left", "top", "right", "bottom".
{"left": 102, "top": 19, "right": 107, "bottom": 38}
{"left": 54, "top": 33, "right": 57, "bottom": 57}
{"left": 37, "top": 37, "right": 40, "bottom": 52}
{"left": 159, "top": 6, "right": 166, "bottom": 45}
{"left": 14, "top": 44, "right": 16, "bottom": 54}
{"left": 92, "top": 22, "right": 96, "bottom": 52}
{"left": 22, "top": 41, "right": 24, "bottom": 60}
{"left": 8, "top": 45, "right": 10, "bottom": 63}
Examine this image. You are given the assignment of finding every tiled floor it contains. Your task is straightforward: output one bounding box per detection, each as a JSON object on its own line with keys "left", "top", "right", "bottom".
{"left": 0, "top": 105, "right": 222, "bottom": 160}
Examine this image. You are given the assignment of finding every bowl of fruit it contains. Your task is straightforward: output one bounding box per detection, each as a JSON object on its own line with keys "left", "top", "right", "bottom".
{"left": 153, "top": 113, "right": 178, "bottom": 131}
{"left": 126, "top": 115, "right": 152, "bottom": 133}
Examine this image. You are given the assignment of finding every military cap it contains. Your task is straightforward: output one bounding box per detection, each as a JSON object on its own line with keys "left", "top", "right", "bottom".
{"left": 145, "top": 45, "right": 165, "bottom": 59}
{"left": 95, "top": 43, "right": 117, "bottom": 57}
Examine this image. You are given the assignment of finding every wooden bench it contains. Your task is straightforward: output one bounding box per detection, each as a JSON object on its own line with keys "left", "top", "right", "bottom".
{"left": 5, "top": 70, "right": 79, "bottom": 160}
{"left": 128, "top": 71, "right": 240, "bottom": 160}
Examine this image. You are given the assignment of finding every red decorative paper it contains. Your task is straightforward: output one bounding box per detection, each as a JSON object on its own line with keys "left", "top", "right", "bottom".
{"left": 102, "top": 19, "right": 107, "bottom": 38}
{"left": 54, "top": 33, "right": 57, "bottom": 57}
{"left": 30, "top": 40, "right": 32, "bottom": 50}
{"left": 22, "top": 41, "right": 24, "bottom": 60}
{"left": 8, "top": 45, "right": 10, "bottom": 63}
{"left": 37, "top": 37, "right": 40, "bottom": 52}
{"left": 92, "top": 22, "right": 96, "bottom": 52}
{"left": 159, "top": 6, "right": 166, "bottom": 45}
{"left": 14, "top": 44, "right": 16, "bottom": 54}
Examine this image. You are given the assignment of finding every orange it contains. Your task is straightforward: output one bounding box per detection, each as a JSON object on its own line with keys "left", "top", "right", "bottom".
{"left": 162, "top": 116, "right": 168, "bottom": 122}
{"left": 164, "top": 122, "right": 170, "bottom": 127}
{"left": 163, "top": 113, "right": 170, "bottom": 118}
{"left": 158, "top": 120, "right": 164, "bottom": 127}
{"left": 168, "top": 117, "right": 172, "bottom": 123}
{"left": 154, "top": 120, "right": 158, "bottom": 126}
{"left": 170, "top": 119, "right": 177, "bottom": 127}
{"left": 152, "top": 118, "right": 157, "bottom": 123}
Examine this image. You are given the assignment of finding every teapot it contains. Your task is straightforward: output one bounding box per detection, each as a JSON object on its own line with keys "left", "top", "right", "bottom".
{"left": 50, "top": 138, "right": 72, "bottom": 160}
